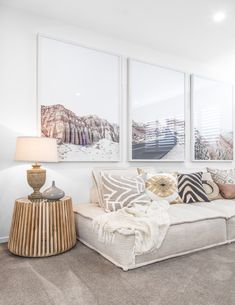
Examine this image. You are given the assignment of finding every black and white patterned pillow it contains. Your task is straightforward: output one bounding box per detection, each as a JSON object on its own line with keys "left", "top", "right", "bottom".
{"left": 178, "top": 172, "right": 210, "bottom": 203}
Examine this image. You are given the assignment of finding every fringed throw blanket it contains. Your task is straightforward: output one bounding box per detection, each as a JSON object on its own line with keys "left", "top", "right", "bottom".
{"left": 93, "top": 201, "right": 170, "bottom": 255}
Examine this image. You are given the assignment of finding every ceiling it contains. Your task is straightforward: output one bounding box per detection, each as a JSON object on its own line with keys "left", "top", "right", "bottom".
{"left": 1, "top": 0, "right": 235, "bottom": 63}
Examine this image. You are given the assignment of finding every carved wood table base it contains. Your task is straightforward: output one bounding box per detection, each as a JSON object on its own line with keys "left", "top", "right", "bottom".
{"left": 8, "top": 196, "right": 76, "bottom": 257}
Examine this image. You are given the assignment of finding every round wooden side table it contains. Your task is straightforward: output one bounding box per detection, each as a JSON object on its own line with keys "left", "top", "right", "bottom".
{"left": 8, "top": 196, "right": 76, "bottom": 257}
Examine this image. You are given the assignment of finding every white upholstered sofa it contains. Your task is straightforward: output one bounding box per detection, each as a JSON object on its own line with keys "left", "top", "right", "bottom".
{"left": 74, "top": 167, "right": 235, "bottom": 271}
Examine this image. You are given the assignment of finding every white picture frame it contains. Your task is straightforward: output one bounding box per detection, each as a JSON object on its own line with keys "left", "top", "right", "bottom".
{"left": 128, "top": 59, "right": 186, "bottom": 162}
{"left": 191, "top": 74, "right": 233, "bottom": 162}
{"left": 37, "top": 34, "right": 122, "bottom": 162}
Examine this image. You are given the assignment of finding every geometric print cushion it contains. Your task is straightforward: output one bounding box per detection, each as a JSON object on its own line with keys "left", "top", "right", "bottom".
{"left": 101, "top": 172, "right": 150, "bottom": 212}
{"left": 201, "top": 172, "right": 222, "bottom": 200}
{"left": 206, "top": 167, "right": 235, "bottom": 184}
{"left": 178, "top": 172, "right": 210, "bottom": 203}
{"left": 142, "top": 172, "right": 183, "bottom": 204}
{"left": 92, "top": 168, "right": 139, "bottom": 208}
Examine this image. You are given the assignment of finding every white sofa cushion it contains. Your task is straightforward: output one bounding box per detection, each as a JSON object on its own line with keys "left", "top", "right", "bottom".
{"left": 74, "top": 203, "right": 105, "bottom": 219}
{"left": 74, "top": 201, "right": 227, "bottom": 226}
{"left": 191, "top": 200, "right": 235, "bottom": 242}
{"left": 74, "top": 202, "right": 227, "bottom": 270}
{"left": 227, "top": 217, "right": 235, "bottom": 241}
{"left": 135, "top": 218, "right": 226, "bottom": 267}
{"left": 90, "top": 186, "right": 99, "bottom": 204}
{"left": 192, "top": 199, "right": 235, "bottom": 219}
{"left": 168, "top": 203, "right": 226, "bottom": 225}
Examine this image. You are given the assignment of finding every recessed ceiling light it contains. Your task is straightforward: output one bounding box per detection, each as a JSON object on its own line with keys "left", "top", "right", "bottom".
{"left": 213, "top": 12, "right": 226, "bottom": 22}
{"left": 75, "top": 92, "right": 81, "bottom": 96}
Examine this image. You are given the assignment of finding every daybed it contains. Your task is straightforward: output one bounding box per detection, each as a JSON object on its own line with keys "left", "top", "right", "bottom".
{"left": 74, "top": 168, "right": 235, "bottom": 271}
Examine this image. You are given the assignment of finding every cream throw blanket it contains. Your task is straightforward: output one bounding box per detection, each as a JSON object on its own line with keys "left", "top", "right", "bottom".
{"left": 93, "top": 201, "right": 170, "bottom": 255}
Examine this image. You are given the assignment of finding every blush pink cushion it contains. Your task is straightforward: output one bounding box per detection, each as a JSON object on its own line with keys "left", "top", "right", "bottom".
{"left": 218, "top": 183, "right": 235, "bottom": 199}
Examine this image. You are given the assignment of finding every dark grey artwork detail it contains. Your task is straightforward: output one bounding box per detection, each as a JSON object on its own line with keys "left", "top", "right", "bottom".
{"left": 132, "top": 119, "right": 184, "bottom": 160}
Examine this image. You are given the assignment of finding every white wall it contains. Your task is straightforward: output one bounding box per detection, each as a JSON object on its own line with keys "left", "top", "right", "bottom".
{"left": 0, "top": 5, "right": 235, "bottom": 242}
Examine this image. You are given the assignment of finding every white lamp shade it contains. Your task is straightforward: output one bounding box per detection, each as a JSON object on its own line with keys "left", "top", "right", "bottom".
{"left": 15, "top": 137, "right": 58, "bottom": 162}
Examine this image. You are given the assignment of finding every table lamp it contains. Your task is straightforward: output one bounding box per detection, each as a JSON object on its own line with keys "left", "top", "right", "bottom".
{"left": 15, "top": 136, "right": 58, "bottom": 200}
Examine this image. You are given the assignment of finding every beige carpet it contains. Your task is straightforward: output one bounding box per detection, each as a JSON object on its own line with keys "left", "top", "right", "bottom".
{"left": 1, "top": 242, "right": 235, "bottom": 305}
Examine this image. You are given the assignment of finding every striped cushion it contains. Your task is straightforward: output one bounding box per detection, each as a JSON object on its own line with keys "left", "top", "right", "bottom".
{"left": 178, "top": 172, "right": 210, "bottom": 203}
{"left": 101, "top": 172, "right": 150, "bottom": 212}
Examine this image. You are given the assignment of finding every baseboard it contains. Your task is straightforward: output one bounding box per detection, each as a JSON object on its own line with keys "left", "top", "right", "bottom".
{"left": 0, "top": 236, "right": 8, "bottom": 243}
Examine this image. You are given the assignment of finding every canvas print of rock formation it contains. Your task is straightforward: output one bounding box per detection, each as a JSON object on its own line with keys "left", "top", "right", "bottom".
{"left": 41, "top": 104, "right": 119, "bottom": 161}
{"left": 129, "top": 60, "right": 185, "bottom": 161}
{"left": 192, "top": 76, "right": 233, "bottom": 161}
{"left": 38, "top": 36, "right": 120, "bottom": 161}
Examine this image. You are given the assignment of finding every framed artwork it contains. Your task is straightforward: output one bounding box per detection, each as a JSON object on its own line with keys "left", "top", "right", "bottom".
{"left": 37, "top": 35, "right": 121, "bottom": 161}
{"left": 191, "top": 75, "right": 233, "bottom": 161}
{"left": 128, "top": 59, "right": 185, "bottom": 161}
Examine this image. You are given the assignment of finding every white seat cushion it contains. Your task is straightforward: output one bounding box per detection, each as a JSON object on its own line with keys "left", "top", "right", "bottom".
{"left": 74, "top": 203, "right": 105, "bottom": 219}
{"left": 74, "top": 203, "right": 227, "bottom": 270}
{"left": 192, "top": 199, "right": 235, "bottom": 219}
{"left": 193, "top": 200, "right": 235, "bottom": 242}
{"left": 168, "top": 203, "right": 226, "bottom": 225}
{"left": 74, "top": 202, "right": 226, "bottom": 226}
{"left": 135, "top": 217, "right": 226, "bottom": 266}
{"left": 227, "top": 216, "right": 235, "bottom": 241}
